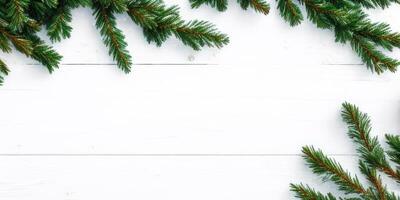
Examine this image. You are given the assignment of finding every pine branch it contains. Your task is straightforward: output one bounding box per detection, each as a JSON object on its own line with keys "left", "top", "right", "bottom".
{"left": 93, "top": 2, "right": 132, "bottom": 73}
{"left": 0, "top": 58, "right": 9, "bottom": 86}
{"left": 189, "top": 0, "right": 228, "bottom": 11}
{"left": 341, "top": 102, "right": 400, "bottom": 181}
{"left": 46, "top": 2, "right": 73, "bottom": 42}
{"left": 27, "top": 35, "right": 62, "bottom": 73}
{"left": 190, "top": 0, "right": 270, "bottom": 14}
{"left": 292, "top": 103, "right": 400, "bottom": 200}
{"left": 127, "top": 1, "right": 229, "bottom": 50}
{"left": 0, "top": 26, "right": 33, "bottom": 56}
{"left": 302, "top": 146, "right": 367, "bottom": 195}
{"left": 385, "top": 134, "right": 400, "bottom": 168}
{"left": 358, "top": 161, "right": 387, "bottom": 200}
{"left": 350, "top": 36, "right": 399, "bottom": 74}
{"left": 290, "top": 184, "right": 338, "bottom": 200}
{"left": 237, "top": 0, "right": 270, "bottom": 15}
{"left": 277, "top": 0, "right": 304, "bottom": 26}
{"left": 193, "top": 0, "right": 400, "bottom": 73}
{"left": 6, "top": 0, "right": 30, "bottom": 31}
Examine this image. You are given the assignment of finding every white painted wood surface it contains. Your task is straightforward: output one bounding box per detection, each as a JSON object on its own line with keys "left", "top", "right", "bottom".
{"left": 1, "top": 1, "right": 400, "bottom": 199}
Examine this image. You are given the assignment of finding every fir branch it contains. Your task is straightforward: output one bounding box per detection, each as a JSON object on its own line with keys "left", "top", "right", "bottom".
{"left": 126, "top": 0, "right": 161, "bottom": 29}
{"left": 0, "top": 26, "right": 33, "bottom": 56}
{"left": 46, "top": 2, "right": 73, "bottom": 42}
{"left": 0, "top": 58, "right": 9, "bottom": 86}
{"left": 302, "top": 146, "right": 367, "bottom": 195}
{"left": 6, "top": 0, "right": 30, "bottom": 31}
{"left": 172, "top": 20, "right": 229, "bottom": 50}
{"left": 237, "top": 0, "right": 270, "bottom": 15}
{"left": 385, "top": 134, "right": 400, "bottom": 168}
{"left": 189, "top": 0, "right": 228, "bottom": 11}
{"left": 292, "top": 103, "right": 400, "bottom": 200}
{"left": 358, "top": 161, "right": 387, "bottom": 200}
{"left": 93, "top": 2, "right": 132, "bottom": 73}
{"left": 290, "top": 183, "right": 339, "bottom": 200}
{"left": 127, "top": 2, "right": 229, "bottom": 50}
{"left": 97, "top": 0, "right": 127, "bottom": 13}
{"left": 28, "top": 35, "right": 62, "bottom": 73}
{"left": 355, "top": 21, "right": 400, "bottom": 51}
{"left": 341, "top": 102, "right": 400, "bottom": 181}
{"left": 277, "top": 0, "right": 304, "bottom": 26}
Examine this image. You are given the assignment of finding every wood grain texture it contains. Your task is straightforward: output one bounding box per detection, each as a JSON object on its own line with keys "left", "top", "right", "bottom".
{"left": 0, "top": 156, "right": 360, "bottom": 200}
{"left": 1, "top": 1, "right": 400, "bottom": 199}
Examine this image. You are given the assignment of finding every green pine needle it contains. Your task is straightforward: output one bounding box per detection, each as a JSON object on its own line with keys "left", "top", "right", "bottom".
{"left": 290, "top": 183, "right": 338, "bottom": 200}
{"left": 277, "top": 0, "right": 304, "bottom": 26}
{"left": 0, "top": 58, "right": 9, "bottom": 86}
{"left": 190, "top": 0, "right": 228, "bottom": 11}
{"left": 94, "top": 2, "right": 132, "bottom": 73}
{"left": 292, "top": 103, "right": 400, "bottom": 200}
{"left": 47, "top": 4, "right": 73, "bottom": 42}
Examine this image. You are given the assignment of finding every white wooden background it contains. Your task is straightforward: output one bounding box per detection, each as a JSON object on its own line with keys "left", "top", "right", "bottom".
{"left": 1, "top": 1, "right": 400, "bottom": 199}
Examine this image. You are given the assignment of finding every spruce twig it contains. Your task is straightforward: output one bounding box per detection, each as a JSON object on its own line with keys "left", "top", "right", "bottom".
{"left": 292, "top": 103, "right": 400, "bottom": 200}
{"left": 193, "top": 0, "right": 400, "bottom": 74}
{"left": 0, "top": 0, "right": 229, "bottom": 85}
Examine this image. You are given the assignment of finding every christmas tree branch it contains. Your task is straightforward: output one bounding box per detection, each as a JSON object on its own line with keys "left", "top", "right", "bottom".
{"left": 127, "top": 1, "right": 229, "bottom": 50}
{"left": 0, "top": 58, "right": 9, "bottom": 86}
{"left": 302, "top": 146, "right": 367, "bottom": 195}
{"left": 385, "top": 134, "right": 400, "bottom": 169}
{"left": 189, "top": 0, "right": 270, "bottom": 14}
{"left": 290, "top": 183, "right": 339, "bottom": 200}
{"left": 93, "top": 1, "right": 132, "bottom": 73}
{"left": 292, "top": 103, "right": 400, "bottom": 200}
{"left": 341, "top": 102, "right": 400, "bottom": 182}
{"left": 195, "top": 0, "right": 400, "bottom": 74}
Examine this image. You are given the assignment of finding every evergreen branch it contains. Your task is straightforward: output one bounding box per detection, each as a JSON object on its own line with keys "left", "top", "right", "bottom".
{"left": 0, "top": 58, "right": 9, "bottom": 86}
{"left": 189, "top": 0, "right": 228, "bottom": 11}
{"left": 0, "top": 26, "right": 33, "bottom": 56}
{"left": 127, "top": 2, "right": 229, "bottom": 50}
{"left": 0, "top": 31, "right": 12, "bottom": 53}
{"left": 27, "top": 35, "right": 62, "bottom": 73}
{"left": 237, "top": 0, "right": 270, "bottom": 15}
{"left": 97, "top": 0, "right": 128, "bottom": 12}
{"left": 93, "top": 2, "right": 132, "bottom": 73}
{"left": 292, "top": 103, "right": 400, "bottom": 200}
{"left": 350, "top": 36, "right": 399, "bottom": 74}
{"left": 277, "top": 0, "right": 304, "bottom": 26}
{"left": 172, "top": 20, "right": 229, "bottom": 50}
{"left": 46, "top": 3, "right": 73, "bottom": 42}
{"left": 302, "top": 146, "right": 367, "bottom": 195}
{"left": 127, "top": 0, "right": 164, "bottom": 29}
{"left": 6, "top": 0, "right": 30, "bottom": 31}
{"left": 358, "top": 161, "right": 387, "bottom": 200}
{"left": 385, "top": 134, "right": 400, "bottom": 168}
{"left": 290, "top": 183, "right": 338, "bottom": 200}
{"left": 355, "top": 21, "right": 400, "bottom": 51}
{"left": 341, "top": 102, "right": 400, "bottom": 181}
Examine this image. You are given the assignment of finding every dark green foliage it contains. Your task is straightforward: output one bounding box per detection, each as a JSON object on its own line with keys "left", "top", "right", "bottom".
{"left": 292, "top": 103, "right": 400, "bottom": 200}
{"left": 93, "top": 2, "right": 132, "bottom": 73}
{"left": 0, "top": 0, "right": 229, "bottom": 85}
{"left": 290, "top": 184, "right": 338, "bottom": 200}
{"left": 277, "top": 0, "right": 303, "bottom": 26}
{"left": 0, "top": 59, "right": 9, "bottom": 86}
{"left": 189, "top": 0, "right": 270, "bottom": 14}
{"left": 194, "top": 0, "right": 400, "bottom": 74}
{"left": 126, "top": 0, "right": 229, "bottom": 51}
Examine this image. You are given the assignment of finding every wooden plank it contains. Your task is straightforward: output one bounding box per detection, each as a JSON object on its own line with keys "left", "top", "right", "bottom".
{"left": 0, "top": 64, "right": 399, "bottom": 154}
{"left": 0, "top": 1, "right": 398, "bottom": 65}
{"left": 0, "top": 156, "right": 361, "bottom": 200}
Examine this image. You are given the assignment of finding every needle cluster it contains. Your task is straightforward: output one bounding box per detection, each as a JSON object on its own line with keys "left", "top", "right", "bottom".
{"left": 292, "top": 102, "right": 400, "bottom": 200}
{"left": 0, "top": 0, "right": 229, "bottom": 85}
